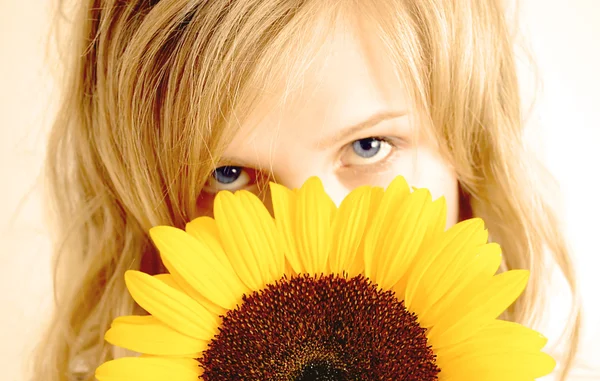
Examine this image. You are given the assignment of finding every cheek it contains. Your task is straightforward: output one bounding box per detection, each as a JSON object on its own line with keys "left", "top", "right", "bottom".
{"left": 403, "top": 154, "right": 460, "bottom": 230}
{"left": 443, "top": 183, "right": 460, "bottom": 229}
{"left": 196, "top": 192, "right": 216, "bottom": 219}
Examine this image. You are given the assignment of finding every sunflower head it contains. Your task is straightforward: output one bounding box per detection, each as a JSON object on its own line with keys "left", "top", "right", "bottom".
{"left": 96, "top": 176, "right": 555, "bottom": 380}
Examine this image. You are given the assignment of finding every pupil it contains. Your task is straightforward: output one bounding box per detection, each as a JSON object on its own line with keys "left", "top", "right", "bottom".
{"left": 352, "top": 138, "right": 381, "bottom": 158}
{"left": 213, "top": 166, "right": 242, "bottom": 184}
{"left": 295, "top": 361, "right": 347, "bottom": 381}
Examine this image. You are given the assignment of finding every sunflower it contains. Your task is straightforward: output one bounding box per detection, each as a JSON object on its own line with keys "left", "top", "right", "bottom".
{"left": 96, "top": 176, "right": 555, "bottom": 380}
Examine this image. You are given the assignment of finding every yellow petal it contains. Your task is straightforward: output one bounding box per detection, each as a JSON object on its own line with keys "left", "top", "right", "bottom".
{"left": 391, "top": 196, "right": 447, "bottom": 300}
{"left": 363, "top": 176, "right": 411, "bottom": 283}
{"left": 214, "top": 190, "right": 284, "bottom": 290}
{"left": 428, "top": 270, "right": 530, "bottom": 348}
{"left": 365, "top": 186, "right": 433, "bottom": 290}
{"left": 239, "top": 190, "right": 286, "bottom": 277}
{"left": 347, "top": 186, "right": 385, "bottom": 278}
{"left": 185, "top": 216, "right": 230, "bottom": 268}
{"left": 467, "top": 243, "right": 503, "bottom": 278}
{"left": 329, "top": 186, "right": 372, "bottom": 274}
{"left": 422, "top": 196, "right": 447, "bottom": 244}
{"left": 95, "top": 357, "right": 200, "bottom": 381}
{"left": 295, "top": 177, "right": 336, "bottom": 274}
{"left": 153, "top": 273, "right": 224, "bottom": 316}
{"left": 380, "top": 189, "right": 436, "bottom": 288}
{"left": 270, "top": 182, "right": 304, "bottom": 274}
{"left": 435, "top": 320, "right": 549, "bottom": 366}
{"left": 439, "top": 351, "right": 555, "bottom": 380}
{"left": 404, "top": 218, "right": 487, "bottom": 313}
{"left": 153, "top": 273, "right": 180, "bottom": 289}
{"left": 149, "top": 225, "right": 248, "bottom": 310}
{"left": 125, "top": 270, "right": 219, "bottom": 341}
{"left": 418, "top": 243, "right": 502, "bottom": 327}
{"left": 105, "top": 315, "right": 207, "bottom": 357}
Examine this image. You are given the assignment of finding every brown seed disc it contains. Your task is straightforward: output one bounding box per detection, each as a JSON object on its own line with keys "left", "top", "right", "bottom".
{"left": 199, "top": 274, "right": 439, "bottom": 380}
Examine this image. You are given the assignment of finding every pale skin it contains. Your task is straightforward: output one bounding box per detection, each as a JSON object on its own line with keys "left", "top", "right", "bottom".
{"left": 197, "top": 20, "right": 460, "bottom": 228}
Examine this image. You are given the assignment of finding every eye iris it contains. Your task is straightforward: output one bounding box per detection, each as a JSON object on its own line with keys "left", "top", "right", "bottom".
{"left": 352, "top": 138, "right": 381, "bottom": 158}
{"left": 213, "top": 166, "right": 242, "bottom": 184}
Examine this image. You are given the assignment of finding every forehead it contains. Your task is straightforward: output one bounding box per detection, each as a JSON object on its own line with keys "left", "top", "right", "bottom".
{"left": 221, "top": 16, "right": 410, "bottom": 168}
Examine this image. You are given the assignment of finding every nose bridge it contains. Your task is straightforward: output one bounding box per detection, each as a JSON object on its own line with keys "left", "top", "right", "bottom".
{"left": 274, "top": 169, "right": 348, "bottom": 207}
{"left": 262, "top": 145, "right": 349, "bottom": 206}
{"left": 323, "top": 181, "right": 349, "bottom": 207}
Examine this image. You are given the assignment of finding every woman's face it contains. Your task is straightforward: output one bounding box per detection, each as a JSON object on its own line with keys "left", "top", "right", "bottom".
{"left": 197, "top": 22, "right": 460, "bottom": 228}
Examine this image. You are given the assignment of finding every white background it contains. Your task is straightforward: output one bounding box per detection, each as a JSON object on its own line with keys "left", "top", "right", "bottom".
{"left": 1, "top": 0, "right": 598, "bottom": 380}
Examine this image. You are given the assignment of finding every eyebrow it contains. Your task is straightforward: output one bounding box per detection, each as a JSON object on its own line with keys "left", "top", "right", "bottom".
{"left": 216, "top": 110, "right": 408, "bottom": 168}
{"left": 214, "top": 156, "right": 252, "bottom": 168}
{"left": 316, "top": 110, "right": 408, "bottom": 147}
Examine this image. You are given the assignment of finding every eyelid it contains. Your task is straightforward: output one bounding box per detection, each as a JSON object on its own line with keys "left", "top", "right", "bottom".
{"left": 317, "top": 111, "right": 408, "bottom": 147}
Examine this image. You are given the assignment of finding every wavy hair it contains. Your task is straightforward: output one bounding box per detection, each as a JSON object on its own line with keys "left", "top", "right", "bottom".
{"left": 34, "top": 0, "right": 580, "bottom": 380}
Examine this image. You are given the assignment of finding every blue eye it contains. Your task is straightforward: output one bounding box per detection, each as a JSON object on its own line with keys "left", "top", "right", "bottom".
{"left": 352, "top": 138, "right": 382, "bottom": 158}
{"left": 341, "top": 137, "right": 393, "bottom": 166}
{"left": 213, "top": 166, "right": 243, "bottom": 184}
{"left": 205, "top": 166, "right": 251, "bottom": 193}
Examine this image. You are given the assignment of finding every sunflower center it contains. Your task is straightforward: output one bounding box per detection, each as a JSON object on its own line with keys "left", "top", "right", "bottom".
{"left": 200, "top": 274, "right": 439, "bottom": 380}
{"left": 295, "top": 360, "right": 347, "bottom": 381}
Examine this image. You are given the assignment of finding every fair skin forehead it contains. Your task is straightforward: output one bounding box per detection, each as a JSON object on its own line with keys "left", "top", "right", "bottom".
{"left": 200, "top": 19, "right": 459, "bottom": 228}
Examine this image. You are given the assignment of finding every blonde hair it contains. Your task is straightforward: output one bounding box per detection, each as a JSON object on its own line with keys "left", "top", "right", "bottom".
{"left": 35, "top": 0, "right": 580, "bottom": 380}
